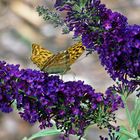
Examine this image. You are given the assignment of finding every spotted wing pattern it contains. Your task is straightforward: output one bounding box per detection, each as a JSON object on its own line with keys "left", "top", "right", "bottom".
{"left": 67, "top": 42, "right": 86, "bottom": 65}
{"left": 31, "top": 42, "right": 85, "bottom": 74}
{"left": 31, "top": 43, "right": 54, "bottom": 69}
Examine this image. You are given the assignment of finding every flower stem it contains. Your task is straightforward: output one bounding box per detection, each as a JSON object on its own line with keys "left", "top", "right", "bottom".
{"left": 121, "top": 95, "right": 133, "bottom": 130}
{"left": 121, "top": 95, "right": 139, "bottom": 139}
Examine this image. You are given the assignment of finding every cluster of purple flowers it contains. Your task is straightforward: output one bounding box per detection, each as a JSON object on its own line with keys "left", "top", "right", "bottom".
{"left": 54, "top": 0, "right": 140, "bottom": 83}
{"left": 0, "top": 0, "right": 139, "bottom": 139}
{"left": 0, "top": 61, "right": 124, "bottom": 139}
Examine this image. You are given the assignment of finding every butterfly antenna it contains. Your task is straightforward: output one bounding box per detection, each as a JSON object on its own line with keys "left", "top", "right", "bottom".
{"left": 75, "top": 48, "right": 95, "bottom": 63}
{"left": 71, "top": 70, "right": 76, "bottom": 81}
{"left": 72, "top": 72, "right": 76, "bottom": 81}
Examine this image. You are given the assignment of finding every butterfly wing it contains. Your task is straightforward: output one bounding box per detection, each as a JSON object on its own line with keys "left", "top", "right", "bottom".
{"left": 42, "top": 50, "right": 71, "bottom": 74}
{"left": 31, "top": 43, "right": 54, "bottom": 69}
{"left": 42, "top": 42, "right": 85, "bottom": 74}
{"left": 67, "top": 42, "right": 86, "bottom": 64}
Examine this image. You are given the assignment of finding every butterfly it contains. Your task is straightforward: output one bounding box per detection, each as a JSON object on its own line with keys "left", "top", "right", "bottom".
{"left": 31, "top": 42, "right": 86, "bottom": 74}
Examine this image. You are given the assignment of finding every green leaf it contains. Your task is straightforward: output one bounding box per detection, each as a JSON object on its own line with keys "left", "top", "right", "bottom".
{"left": 24, "top": 129, "right": 61, "bottom": 140}
{"left": 131, "top": 98, "right": 140, "bottom": 130}
{"left": 118, "top": 126, "right": 138, "bottom": 139}
{"left": 117, "top": 126, "right": 130, "bottom": 140}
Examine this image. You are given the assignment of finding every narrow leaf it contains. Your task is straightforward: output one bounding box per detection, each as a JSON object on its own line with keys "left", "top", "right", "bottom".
{"left": 118, "top": 126, "right": 138, "bottom": 139}
{"left": 25, "top": 129, "right": 61, "bottom": 140}
{"left": 131, "top": 98, "right": 140, "bottom": 129}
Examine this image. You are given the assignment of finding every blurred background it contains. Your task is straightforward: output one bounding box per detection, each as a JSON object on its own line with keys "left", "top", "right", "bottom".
{"left": 0, "top": 0, "right": 139, "bottom": 140}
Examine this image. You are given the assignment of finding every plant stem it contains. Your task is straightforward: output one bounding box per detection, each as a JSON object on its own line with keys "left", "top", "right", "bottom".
{"left": 121, "top": 95, "right": 133, "bottom": 130}
{"left": 120, "top": 95, "right": 139, "bottom": 139}
{"left": 119, "top": 128, "right": 138, "bottom": 139}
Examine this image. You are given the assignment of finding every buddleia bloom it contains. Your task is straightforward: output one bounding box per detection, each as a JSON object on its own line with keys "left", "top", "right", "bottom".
{"left": 54, "top": 0, "right": 140, "bottom": 84}
{"left": 0, "top": 61, "right": 124, "bottom": 139}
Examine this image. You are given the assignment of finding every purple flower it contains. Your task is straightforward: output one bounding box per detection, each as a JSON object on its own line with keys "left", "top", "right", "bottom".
{"left": 54, "top": 0, "right": 140, "bottom": 84}
{"left": 0, "top": 61, "right": 20, "bottom": 113}
{"left": 97, "top": 24, "right": 140, "bottom": 83}
{"left": 0, "top": 61, "right": 124, "bottom": 139}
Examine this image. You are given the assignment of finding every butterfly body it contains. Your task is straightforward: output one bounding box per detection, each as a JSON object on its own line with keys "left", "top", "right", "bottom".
{"left": 31, "top": 42, "right": 85, "bottom": 74}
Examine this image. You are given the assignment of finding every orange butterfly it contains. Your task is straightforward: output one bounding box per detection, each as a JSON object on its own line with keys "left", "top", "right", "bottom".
{"left": 31, "top": 42, "right": 85, "bottom": 74}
